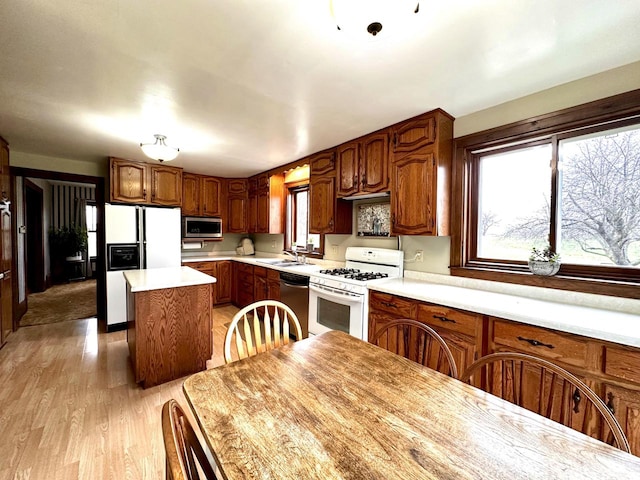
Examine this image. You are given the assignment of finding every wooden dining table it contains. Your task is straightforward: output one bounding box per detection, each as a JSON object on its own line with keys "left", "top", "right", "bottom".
{"left": 183, "top": 330, "right": 640, "bottom": 479}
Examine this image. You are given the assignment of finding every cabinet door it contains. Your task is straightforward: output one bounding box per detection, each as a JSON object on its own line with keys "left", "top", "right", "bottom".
{"left": 227, "top": 178, "right": 248, "bottom": 195}
{"left": 392, "top": 116, "right": 436, "bottom": 153}
{"left": 228, "top": 196, "right": 248, "bottom": 233}
{"left": 361, "top": 132, "right": 389, "bottom": 193}
{"left": 110, "top": 158, "right": 148, "bottom": 203}
{"left": 248, "top": 192, "right": 258, "bottom": 233}
{"left": 0, "top": 139, "right": 10, "bottom": 203}
{"left": 256, "top": 190, "right": 270, "bottom": 233}
{"left": 309, "top": 176, "right": 335, "bottom": 234}
{"left": 309, "top": 150, "right": 336, "bottom": 176}
{"left": 391, "top": 151, "right": 436, "bottom": 235}
{"left": 336, "top": 142, "right": 360, "bottom": 197}
{"left": 215, "top": 261, "right": 232, "bottom": 304}
{"left": 150, "top": 165, "right": 182, "bottom": 206}
{"left": 603, "top": 384, "right": 640, "bottom": 456}
{"left": 253, "top": 267, "right": 268, "bottom": 302}
{"left": 202, "top": 177, "right": 222, "bottom": 217}
{"left": 182, "top": 173, "right": 201, "bottom": 216}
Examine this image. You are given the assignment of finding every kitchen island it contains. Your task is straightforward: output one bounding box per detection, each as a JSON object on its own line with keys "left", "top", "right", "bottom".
{"left": 124, "top": 267, "right": 216, "bottom": 388}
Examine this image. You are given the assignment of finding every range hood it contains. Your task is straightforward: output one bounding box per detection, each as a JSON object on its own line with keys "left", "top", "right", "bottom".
{"left": 341, "top": 191, "right": 390, "bottom": 201}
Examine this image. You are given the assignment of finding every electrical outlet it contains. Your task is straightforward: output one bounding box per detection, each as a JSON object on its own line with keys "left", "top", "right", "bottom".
{"left": 332, "top": 245, "right": 338, "bottom": 255}
{"left": 415, "top": 250, "right": 424, "bottom": 262}
{"left": 271, "top": 240, "right": 276, "bottom": 249}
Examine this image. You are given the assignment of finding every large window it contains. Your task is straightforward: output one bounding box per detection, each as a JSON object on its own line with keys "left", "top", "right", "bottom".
{"left": 453, "top": 90, "right": 640, "bottom": 297}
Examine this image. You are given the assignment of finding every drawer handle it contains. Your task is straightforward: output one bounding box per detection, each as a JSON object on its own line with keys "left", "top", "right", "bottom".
{"left": 381, "top": 301, "right": 397, "bottom": 309}
{"left": 606, "top": 392, "right": 616, "bottom": 415}
{"left": 433, "top": 315, "right": 456, "bottom": 324}
{"left": 573, "top": 388, "right": 581, "bottom": 414}
{"left": 517, "top": 336, "right": 555, "bottom": 349}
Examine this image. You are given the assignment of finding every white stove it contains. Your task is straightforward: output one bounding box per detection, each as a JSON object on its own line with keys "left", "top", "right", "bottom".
{"left": 308, "top": 247, "right": 404, "bottom": 340}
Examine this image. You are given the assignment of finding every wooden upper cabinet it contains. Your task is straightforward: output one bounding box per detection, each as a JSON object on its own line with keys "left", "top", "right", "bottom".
{"left": 390, "top": 110, "right": 453, "bottom": 236}
{"left": 361, "top": 132, "right": 389, "bottom": 193}
{"left": 110, "top": 157, "right": 182, "bottom": 206}
{"left": 391, "top": 151, "right": 436, "bottom": 235}
{"left": 336, "top": 142, "right": 360, "bottom": 197}
{"left": 309, "top": 175, "right": 352, "bottom": 234}
{"left": 226, "top": 179, "right": 249, "bottom": 233}
{"left": 337, "top": 132, "right": 390, "bottom": 198}
{"left": 110, "top": 158, "right": 148, "bottom": 203}
{"left": 182, "top": 173, "right": 201, "bottom": 216}
{"left": 392, "top": 115, "right": 436, "bottom": 153}
{"left": 182, "top": 174, "right": 223, "bottom": 217}
{"left": 149, "top": 165, "right": 182, "bottom": 206}
{"left": 248, "top": 173, "right": 284, "bottom": 234}
{"left": 309, "top": 149, "right": 336, "bottom": 176}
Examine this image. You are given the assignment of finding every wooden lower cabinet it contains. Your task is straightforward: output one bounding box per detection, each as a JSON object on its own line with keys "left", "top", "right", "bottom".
{"left": 369, "top": 291, "right": 640, "bottom": 456}
{"left": 253, "top": 267, "right": 280, "bottom": 302}
{"left": 236, "top": 263, "right": 254, "bottom": 308}
{"left": 368, "top": 291, "right": 483, "bottom": 375}
{"left": 183, "top": 260, "right": 232, "bottom": 306}
{"left": 126, "top": 282, "right": 211, "bottom": 388}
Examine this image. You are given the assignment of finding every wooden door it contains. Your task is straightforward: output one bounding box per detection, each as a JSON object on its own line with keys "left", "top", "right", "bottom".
{"left": 201, "top": 177, "right": 222, "bottom": 217}
{"left": 361, "top": 132, "right": 389, "bottom": 193}
{"left": 336, "top": 142, "right": 360, "bottom": 197}
{"left": 182, "top": 173, "right": 201, "bottom": 216}
{"left": 392, "top": 116, "right": 436, "bottom": 153}
{"left": 150, "top": 165, "right": 182, "bottom": 206}
{"left": 603, "top": 383, "right": 640, "bottom": 456}
{"left": 215, "top": 261, "right": 232, "bottom": 304}
{"left": 1, "top": 272, "right": 11, "bottom": 345}
{"left": 391, "top": 151, "right": 436, "bottom": 235}
{"left": 309, "top": 176, "right": 335, "bottom": 234}
{"left": 110, "top": 158, "right": 148, "bottom": 203}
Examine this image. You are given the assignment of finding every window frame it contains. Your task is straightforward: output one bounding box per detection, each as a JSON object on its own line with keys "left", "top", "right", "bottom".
{"left": 285, "top": 182, "right": 324, "bottom": 257}
{"left": 451, "top": 89, "right": 640, "bottom": 299}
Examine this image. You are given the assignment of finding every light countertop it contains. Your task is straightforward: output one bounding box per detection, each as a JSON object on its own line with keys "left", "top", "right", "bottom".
{"left": 369, "top": 278, "right": 640, "bottom": 348}
{"left": 123, "top": 266, "right": 216, "bottom": 293}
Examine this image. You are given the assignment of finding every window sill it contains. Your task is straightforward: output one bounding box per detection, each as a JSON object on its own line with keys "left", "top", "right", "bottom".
{"left": 450, "top": 266, "right": 640, "bottom": 300}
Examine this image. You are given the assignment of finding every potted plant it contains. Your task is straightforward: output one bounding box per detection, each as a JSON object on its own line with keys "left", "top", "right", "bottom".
{"left": 528, "top": 244, "right": 561, "bottom": 276}
{"left": 49, "top": 224, "right": 88, "bottom": 260}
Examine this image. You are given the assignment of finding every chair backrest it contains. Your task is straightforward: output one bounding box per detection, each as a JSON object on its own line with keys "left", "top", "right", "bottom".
{"left": 372, "top": 319, "right": 458, "bottom": 378}
{"left": 460, "top": 352, "right": 630, "bottom": 453}
{"left": 162, "top": 399, "right": 217, "bottom": 480}
{"left": 224, "top": 300, "right": 303, "bottom": 364}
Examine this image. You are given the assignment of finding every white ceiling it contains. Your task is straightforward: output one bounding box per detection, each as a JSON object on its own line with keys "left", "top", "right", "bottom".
{"left": 1, "top": 0, "right": 640, "bottom": 177}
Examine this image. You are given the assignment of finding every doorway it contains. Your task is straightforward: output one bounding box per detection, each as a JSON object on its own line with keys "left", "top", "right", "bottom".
{"left": 25, "top": 179, "right": 45, "bottom": 293}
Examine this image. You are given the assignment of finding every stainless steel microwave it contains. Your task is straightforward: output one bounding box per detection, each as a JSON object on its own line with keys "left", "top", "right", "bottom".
{"left": 182, "top": 216, "right": 223, "bottom": 239}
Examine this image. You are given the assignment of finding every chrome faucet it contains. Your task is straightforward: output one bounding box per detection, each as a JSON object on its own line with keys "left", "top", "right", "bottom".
{"left": 283, "top": 250, "right": 299, "bottom": 262}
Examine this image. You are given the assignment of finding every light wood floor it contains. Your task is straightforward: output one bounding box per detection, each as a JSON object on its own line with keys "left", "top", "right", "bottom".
{"left": 0, "top": 305, "right": 238, "bottom": 480}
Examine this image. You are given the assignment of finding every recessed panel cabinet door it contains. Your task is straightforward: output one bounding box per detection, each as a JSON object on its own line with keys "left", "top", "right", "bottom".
{"left": 111, "top": 159, "right": 148, "bottom": 203}
{"left": 150, "top": 165, "right": 182, "bottom": 206}
{"left": 337, "top": 142, "right": 360, "bottom": 197}
{"left": 228, "top": 196, "right": 247, "bottom": 233}
{"left": 604, "top": 384, "right": 640, "bottom": 456}
{"left": 182, "top": 173, "right": 201, "bottom": 216}
{"left": 391, "top": 152, "right": 436, "bottom": 235}
{"left": 392, "top": 116, "right": 436, "bottom": 153}
{"left": 309, "top": 176, "right": 335, "bottom": 234}
{"left": 215, "top": 261, "right": 232, "bottom": 304}
{"left": 361, "top": 133, "right": 389, "bottom": 193}
{"left": 202, "top": 177, "right": 222, "bottom": 217}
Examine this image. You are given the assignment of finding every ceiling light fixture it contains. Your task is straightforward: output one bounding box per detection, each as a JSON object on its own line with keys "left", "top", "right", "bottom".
{"left": 140, "top": 134, "right": 179, "bottom": 162}
{"left": 330, "top": 1, "right": 420, "bottom": 37}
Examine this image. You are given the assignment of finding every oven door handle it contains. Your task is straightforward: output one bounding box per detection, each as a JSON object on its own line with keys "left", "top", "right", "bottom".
{"left": 309, "top": 284, "right": 362, "bottom": 303}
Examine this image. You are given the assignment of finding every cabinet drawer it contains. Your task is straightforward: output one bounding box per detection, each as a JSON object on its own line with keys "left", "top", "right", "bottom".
{"left": 185, "top": 262, "right": 215, "bottom": 275}
{"left": 492, "top": 319, "right": 590, "bottom": 369}
{"left": 417, "top": 303, "right": 480, "bottom": 337}
{"left": 369, "top": 292, "right": 417, "bottom": 319}
{"left": 604, "top": 346, "right": 640, "bottom": 384}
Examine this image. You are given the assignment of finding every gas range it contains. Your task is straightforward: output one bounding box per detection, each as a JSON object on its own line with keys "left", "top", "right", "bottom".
{"left": 309, "top": 247, "right": 404, "bottom": 295}
{"left": 308, "top": 247, "right": 404, "bottom": 340}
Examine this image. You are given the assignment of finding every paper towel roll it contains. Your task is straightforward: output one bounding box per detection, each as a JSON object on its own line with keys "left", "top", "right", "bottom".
{"left": 182, "top": 241, "right": 203, "bottom": 250}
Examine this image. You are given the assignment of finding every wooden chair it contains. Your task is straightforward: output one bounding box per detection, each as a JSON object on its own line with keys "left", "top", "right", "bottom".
{"left": 162, "top": 399, "right": 218, "bottom": 480}
{"left": 224, "top": 300, "right": 303, "bottom": 364}
{"left": 459, "top": 352, "right": 630, "bottom": 453}
{"left": 372, "top": 319, "right": 458, "bottom": 378}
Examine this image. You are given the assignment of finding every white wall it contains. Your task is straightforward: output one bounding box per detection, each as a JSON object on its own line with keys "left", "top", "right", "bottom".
{"left": 11, "top": 151, "right": 107, "bottom": 178}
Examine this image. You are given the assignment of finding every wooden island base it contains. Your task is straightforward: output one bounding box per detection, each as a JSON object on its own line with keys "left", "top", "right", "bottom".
{"left": 126, "top": 273, "right": 213, "bottom": 388}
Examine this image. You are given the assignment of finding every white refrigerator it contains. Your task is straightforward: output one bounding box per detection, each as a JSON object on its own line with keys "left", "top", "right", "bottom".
{"left": 105, "top": 204, "right": 181, "bottom": 328}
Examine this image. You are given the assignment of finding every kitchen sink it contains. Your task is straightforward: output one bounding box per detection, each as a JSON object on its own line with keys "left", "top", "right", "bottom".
{"left": 257, "top": 259, "right": 313, "bottom": 267}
